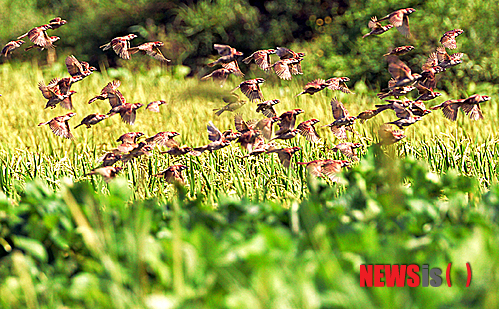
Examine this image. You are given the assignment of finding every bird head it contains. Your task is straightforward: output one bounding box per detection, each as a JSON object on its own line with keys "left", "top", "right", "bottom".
{"left": 170, "top": 132, "right": 180, "bottom": 137}
{"left": 290, "top": 147, "right": 302, "bottom": 153}
{"left": 271, "top": 99, "right": 280, "bottom": 105}
{"left": 293, "top": 108, "right": 305, "bottom": 115}
{"left": 310, "top": 119, "right": 320, "bottom": 125}
{"left": 255, "top": 78, "right": 265, "bottom": 84}
{"left": 406, "top": 8, "right": 416, "bottom": 14}
{"left": 154, "top": 41, "right": 164, "bottom": 46}
{"left": 178, "top": 165, "right": 188, "bottom": 171}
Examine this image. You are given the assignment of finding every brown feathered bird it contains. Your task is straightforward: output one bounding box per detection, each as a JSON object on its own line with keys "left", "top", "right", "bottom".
{"left": 38, "top": 79, "right": 77, "bottom": 110}
{"left": 38, "top": 112, "right": 76, "bottom": 139}
{"left": 146, "top": 100, "right": 167, "bottom": 113}
{"left": 383, "top": 46, "right": 415, "bottom": 57}
{"left": 145, "top": 132, "right": 180, "bottom": 147}
{"left": 201, "top": 67, "right": 237, "bottom": 87}
{"left": 65, "top": 55, "right": 96, "bottom": 82}
{"left": 98, "top": 152, "right": 122, "bottom": 167}
{"left": 357, "top": 109, "right": 381, "bottom": 123}
{"left": 267, "top": 147, "right": 301, "bottom": 169}
{"left": 387, "top": 56, "right": 422, "bottom": 87}
{"left": 297, "top": 119, "right": 321, "bottom": 143}
{"left": 108, "top": 102, "right": 143, "bottom": 125}
{"left": 242, "top": 49, "right": 276, "bottom": 71}
{"left": 2, "top": 40, "right": 24, "bottom": 57}
{"left": 431, "top": 95, "right": 490, "bottom": 121}
{"left": 322, "top": 98, "right": 357, "bottom": 140}
{"left": 376, "top": 8, "right": 416, "bottom": 37}
{"left": 296, "top": 159, "right": 350, "bottom": 182}
{"left": 48, "top": 17, "right": 67, "bottom": 29}
{"left": 74, "top": 113, "right": 109, "bottom": 129}
{"left": 117, "top": 132, "right": 144, "bottom": 144}
{"left": 362, "top": 16, "right": 394, "bottom": 38}
{"left": 100, "top": 34, "right": 137, "bottom": 59}
{"left": 17, "top": 24, "right": 54, "bottom": 49}
{"left": 128, "top": 41, "right": 170, "bottom": 62}
{"left": 326, "top": 77, "right": 353, "bottom": 94}
{"left": 193, "top": 121, "right": 231, "bottom": 154}
{"left": 332, "top": 142, "right": 363, "bottom": 160}
{"left": 120, "top": 142, "right": 155, "bottom": 162}
{"left": 161, "top": 146, "right": 196, "bottom": 157}
{"left": 213, "top": 94, "right": 247, "bottom": 116}
{"left": 256, "top": 99, "right": 280, "bottom": 117}
{"left": 275, "top": 47, "right": 305, "bottom": 75}
{"left": 378, "top": 124, "right": 406, "bottom": 145}
{"left": 153, "top": 165, "right": 188, "bottom": 184}
{"left": 276, "top": 109, "right": 304, "bottom": 135}
{"left": 86, "top": 166, "right": 122, "bottom": 183}
{"left": 435, "top": 47, "right": 464, "bottom": 69}
{"left": 295, "top": 79, "right": 329, "bottom": 96}
{"left": 440, "top": 29, "right": 464, "bottom": 49}
{"left": 272, "top": 58, "right": 303, "bottom": 80}
{"left": 88, "top": 81, "right": 124, "bottom": 107}
{"left": 231, "top": 78, "right": 265, "bottom": 102}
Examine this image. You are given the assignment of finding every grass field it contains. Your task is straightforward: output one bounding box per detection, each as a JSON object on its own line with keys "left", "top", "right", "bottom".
{"left": 1, "top": 61, "right": 499, "bottom": 308}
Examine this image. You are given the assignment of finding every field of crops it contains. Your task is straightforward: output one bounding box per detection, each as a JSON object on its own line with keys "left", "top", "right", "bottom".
{"left": 1, "top": 58, "right": 499, "bottom": 308}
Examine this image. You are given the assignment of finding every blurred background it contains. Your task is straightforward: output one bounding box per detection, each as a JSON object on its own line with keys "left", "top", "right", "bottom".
{"left": 2, "top": 0, "right": 499, "bottom": 91}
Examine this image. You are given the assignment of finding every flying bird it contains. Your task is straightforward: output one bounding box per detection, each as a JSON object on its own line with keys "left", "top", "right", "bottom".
{"left": 146, "top": 100, "right": 167, "bottom": 113}
{"left": 86, "top": 166, "right": 122, "bottom": 182}
{"left": 128, "top": 41, "right": 170, "bottom": 62}
{"left": 267, "top": 147, "right": 301, "bottom": 169}
{"left": 297, "top": 119, "right": 321, "bottom": 143}
{"left": 256, "top": 99, "right": 280, "bottom": 117}
{"left": 440, "top": 29, "right": 464, "bottom": 49}
{"left": 376, "top": 8, "right": 416, "bottom": 37}
{"left": 296, "top": 159, "right": 350, "bottom": 182}
{"left": 362, "top": 16, "right": 394, "bottom": 38}
{"left": 74, "top": 113, "right": 109, "bottom": 129}
{"left": 231, "top": 78, "right": 265, "bottom": 102}
{"left": 100, "top": 34, "right": 137, "bottom": 59}
{"left": 242, "top": 49, "right": 276, "bottom": 71}
{"left": 153, "top": 165, "right": 188, "bottom": 184}
{"left": 213, "top": 94, "right": 247, "bottom": 116}
{"left": 38, "top": 112, "right": 75, "bottom": 139}
{"left": 1, "top": 40, "right": 24, "bottom": 57}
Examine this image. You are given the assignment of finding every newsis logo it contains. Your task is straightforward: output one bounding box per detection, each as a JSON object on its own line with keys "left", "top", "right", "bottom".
{"left": 359, "top": 263, "right": 472, "bottom": 287}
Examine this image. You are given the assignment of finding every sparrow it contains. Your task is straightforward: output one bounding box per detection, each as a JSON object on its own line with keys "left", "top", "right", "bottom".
{"left": 213, "top": 94, "right": 247, "bottom": 116}
{"left": 377, "top": 79, "right": 415, "bottom": 99}
{"left": 85, "top": 166, "right": 122, "bottom": 182}
{"left": 65, "top": 55, "right": 96, "bottom": 82}
{"left": 153, "top": 165, "right": 188, "bottom": 184}
{"left": 128, "top": 41, "right": 170, "bottom": 62}
{"left": 326, "top": 77, "right": 353, "bottom": 93}
{"left": 231, "top": 78, "right": 265, "bottom": 102}
{"left": 24, "top": 36, "right": 59, "bottom": 51}
{"left": 120, "top": 142, "right": 155, "bottom": 162}
{"left": 296, "top": 159, "right": 350, "bottom": 182}
{"left": 276, "top": 47, "right": 305, "bottom": 75}
{"left": 48, "top": 17, "right": 67, "bottom": 29}
{"left": 276, "top": 109, "right": 304, "bottom": 135}
{"left": 201, "top": 67, "right": 237, "bottom": 87}
{"left": 267, "top": 147, "right": 301, "bottom": 169}
{"left": 208, "top": 44, "right": 243, "bottom": 66}
{"left": 322, "top": 98, "right": 357, "bottom": 140}
{"left": 356, "top": 109, "right": 380, "bottom": 123}
{"left": 415, "top": 83, "right": 441, "bottom": 101}
{"left": 272, "top": 58, "right": 303, "bottom": 80}
{"left": 100, "top": 34, "right": 137, "bottom": 59}
{"left": 409, "top": 101, "right": 432, "bottom": 117}
{"left": 116, "top": 132, "right": 144, "bottom": 144}
{"left": 387, "top": 55, "right": 422, "bottom": 87}
{"left": 256, "top": 99, "right": 280, "bottom": 117}
{"left": 98, "top": 152, "right": 122, "bottom": 167}
{"left": 194, "top": 121, "right": 231, "bottom": 154}
{"left": 440, "top": 29, "right": 464, "bottom": 49}
{"left": 17, "top": 24, "right": 54, "bottom": 49}
{"left": 38, "top": 112, "right": 75, "bottom": 139}
{"left": 271, "top": 129, "right": 300, "bottom": 141}
{"left": 74, "top": 113, "right": 109, "bottom": 129}
{"left": 383, "top": 46, "right": 415, "bottom": 57}
{"left": 242, "top": 49, "right": 276, "bottom": 71}
{"left": 108, "top": 103, "right": 144, "bottom": 125}
{"left": 376, "top": 8, "right": 416, "bottom": 37}
{"left": 242, "top": 137, "right": 275, "bottom": 158}
{"left": 297, "top": 119, "right": 321, "bottom": 143}
{"left": 146, "top": 100, "right": 167, "bottom": 112}
{"left": 362, "top": 16, "right": 394, "bottom": 38}
{"left": 435, "top": 47, "right": 464, "bottom": 69}
{"left": 432, "top": 95, "right": 490, "bottom": 121}
{"left": 88, "top": 81, "right": 124, "bottom": 107}
{"left": 378, "top": 124, "right": 406, "bottom": 145}
{"left": 332, "top": 143, "right": 363, "bottom": 160}
{"left": 254, "top": 117, "right": 280, "bottom": 140}
{"left": 295, "top": 79, "right": 329, "bottom": 96}
{"left": 387, "top": 115, "right": 422, "bottom": 129}
{"left": 420, "top": 55, "right": 445, "bottom": 90}
{"left": 38, "top": 80, "right": 77, "bottom": 110}
{"left": 2, "top": 40, "right": 24, "bottom": 57}
{"left": 234, "top": 116, "right": 262, "bottom": 152}
{"left": 145, "top": 132, "right": 180, "bottom": 147}
{"left": 161, "top": 146, "right": 196, "bottom": 157}
{"left": 222, "top": 129, "right": 242, "bottom": 142}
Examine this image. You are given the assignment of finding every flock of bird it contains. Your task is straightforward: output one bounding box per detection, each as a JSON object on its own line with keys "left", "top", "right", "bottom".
{"left": 1, "top": 8, "right": 491, "bottom": 185}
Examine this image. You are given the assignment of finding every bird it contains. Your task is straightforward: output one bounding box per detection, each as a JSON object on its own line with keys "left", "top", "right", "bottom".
{"left": 296, "top": 159, "right": 350, "bottom": 182}
{"left": 326, "top": 77, "right": 353, "bottom": 94}
{"left": 275, "top": 47, "right": 305, "bottom": 75}
{"left": 24, "top": 36, "right": 59, "bottom": 51}
{"left": 415, "top": 84, "right": 441, "bottom": 101}
{"left": 153, "top": 165, "right": 188, "bottom": 184}
{"left": 100, "top": 34, "right": 137, "bottom": 59}
{"left": 356, "top": 109, "right": 380, "bottom": 124}
{"left": 74, "top": 113, "right": 109, "bottom": 129}
{"left": 275, "top": 109, "right": 304, "bottom": 135}
{"left": 431, "top": 95, "right": 490, "bottom": 121}
{"left": 242, "top": 49, "right": 276, "bottom": 71}
{"left": 271, "top": 129, "right": 300, "bottom": 141}
{"left": 272, "top": 58, "right": 303, "bottom": 80}
{"left": 38, "top": 79, "right": 76, "bottom": 110}
{"left": 144, "top": 132, "right": 180, "bottom": 148}
{"left": 161, "top": 146, "right": 197, "bottom": 157}
{"left": 387, "top": 115, "right": 422, "bottom": 129}
{"left": 254, "top": 117, "right": 280, "bottom": 140}
{"left": 242, "top": 137, "right": 275, "bottom": 158}
{"left": 376, "top": 8, "right": 416, "bottom": 37}
{"left": 117, "top": 132, "right": 144, "bottom": 144}
{"left": 295, "top": 79, "right": 329, "bottom": 96}
{"left": 377, "top": 79, "right": 415, "bottom": 99}
{"left": 201, "top": 67, "right": 237, "bottom": 87}
{"left": 383, "top": 46, "right": 415, "bottom": 57}
{"left": 88, "top": 81, "right": 124, "bottom": 107}
{"left": 128, "top": 41, "right": 170, "bottom": 62}
{"left": 38, "top": 112, "right": 75, "bottom": 139}
{"left": 378, "top": 124, "right": 406, "bottom": 145}
{"left": 1, "top": 40, "right": 24, "bottom": 57}
{"left": 267, "top": 147, "right": 301, "bottom": 169}
{"left": 297, "top": 119, "right": 321, "bottom": 143}
{"left": 213, "top": 94, "right": 247, "bottom": 116}
{"left": 332, "top": 143, "right": 363, "bottom": 160}
{"left": 108, "top": 103, "right": 144, "bottom": 125}
{"left": 362, "top": 16, "right": 394, "bottom": 38}
{"left": 98, "top": 152, "right": 122, "bottom": 167}
{"left": 256, "top": 99, "right": 280, "bottom": 117}
{"left": 85, "top": 166, "right": 122, "bottom": 183}
{"left": 231, "top": 78, "right": 265, "bottom": 102}
{"left": 146, "top": 100, "right": 167, "bottom": 113}
{"left": 193, "top": 121, "right": 231, "bottom": 154}
{"left": 48, "top": 17, "right": 67, "bottom": 29}
{"left": 207, "top": 44, "right": 244, "bottom": 77}
{"left": 440, "top": 29, "right": 464, "bottom": 49}
{"left": 234, "top": 115, "right": 263, "bottom": 152}
{"left": 65, "top": 55, "right": 97, "bottom": 82}
{"left": 435, "top": 47, "right": 464, "bottom": 69}
{"left": 17, "top": 24, "right": 54, "bottom": 49}
{"left": 120, "top": 142, "right": 155, "bottom": 162}
{"left": 386, "top": 56, "right": 422, "bottom": 87}
{"left": 322, "top": 98, "right": 357, "bottom": 140}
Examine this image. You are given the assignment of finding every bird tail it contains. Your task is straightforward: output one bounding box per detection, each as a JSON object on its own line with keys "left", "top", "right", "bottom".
{"left": 295, "top": 91, "right": 305, "bottom": 97}
{"left": 213, "top": 108, "right": 225, "bottom": 116}
{"left": 38, "top": 121, "right": 49, "bottom": 126}
{"left": 127, "top": 47, "right": 140, "bottom": 55}
{"left": 200, "top": 73, "right": 212, "bottom": 81}
{"left": 99, "top": 42, "right": 111, "bottom": 50}
{"left": 74, "top": 123, "right": 83, "bottom": 129}
{"left": 24, "top": 45, "right": 36, "bottom": 52}
{"left": 207, "top": 61, "right": 216, "bottom": 67}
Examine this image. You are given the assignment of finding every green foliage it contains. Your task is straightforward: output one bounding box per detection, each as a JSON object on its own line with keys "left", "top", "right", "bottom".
{"left": 1, "top": 148, "right": 498, "bottom": 308}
